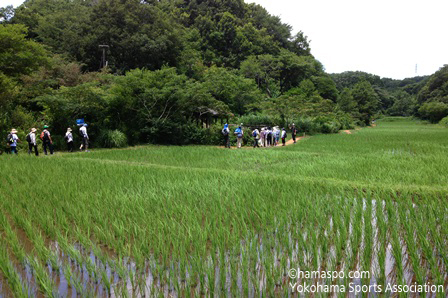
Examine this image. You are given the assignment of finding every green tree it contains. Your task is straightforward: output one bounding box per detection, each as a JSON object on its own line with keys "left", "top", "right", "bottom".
{"left": 351, "top": 81, "right": 380, "bottom": 125}
{"left": 240, "top": 54, "right": 282, "bottom": 97}
{"left": 337, "top": 88, "right": 358, "bottom": 114}
{"left": 311, "top": 75, "right": 339, "bottom": 102}
{"left": 418, "top": 101, "right": 448, "bottom": 123}
{"left": 417, "top": 65, "right": 448, "bottom": 104}
{"left": 0, "top": 24, "right": 48, "bottom": 78}
{"left": 288, "top": 31, "right": 311, "bottom": 56}
{"left": 0, "top": 5, "right": 14, "bottom": 23}
{"left": 202, "top": 66, "right": 262, "bottom": 115}
{"left": 387, "top": 91, "right": 416, "bottom": 116}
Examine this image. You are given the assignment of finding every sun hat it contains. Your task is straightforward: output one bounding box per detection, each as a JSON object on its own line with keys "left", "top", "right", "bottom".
{"left": 43, "top": 125, "right": 49, "bottom": 129}
{"left": 67, "top": 127, "right": 72, "bottom": 132}
{"left": 31, "top": 128, "right": 37, "bottom": 132}
{"left": 83, "top": 123, "right": 88, "bottom": 127}
{"left": 11, "top": 129, "right": 18, "bottom": 133}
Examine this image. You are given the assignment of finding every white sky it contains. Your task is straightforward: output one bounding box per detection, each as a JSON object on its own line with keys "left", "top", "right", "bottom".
{"left": 2, "top": 0, "right": 447, "bottom": 79}
{"left": 246, "top": 0, "right": 448, "bottom": 79}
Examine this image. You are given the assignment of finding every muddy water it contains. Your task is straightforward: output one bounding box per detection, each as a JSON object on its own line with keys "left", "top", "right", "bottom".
{"left": 1, "top": 199, "right": 446, "bottom": 297}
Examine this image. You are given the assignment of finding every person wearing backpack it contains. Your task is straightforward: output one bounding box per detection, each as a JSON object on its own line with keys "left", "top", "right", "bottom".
{"left": 79, "top": 123, "right": 89, "bottom": 152}
{"left": 281, "top": 128, "right": 287, "bottom": 146}
{"left": 8, "top": 129, "right": 20, "bottom": 154}
{"left": 65, "top": 127, "right": 74, "bottom": 152}
{"left": 252, "top": 128, "right": 260, "bottom": 148}
{"left": 221, "top": 123, "right": 230, "bottom": 148}
{"left": 41, "top": 125, "right": 54, "bottom": 155}
{"left": 234, "top": 124, "right": 244, "bottom": 149}
{"left": 291, "top": 123, "right": 297, "bottom": 144}
{"left": 27, "top": 128, "right": 38, "bottom": 156}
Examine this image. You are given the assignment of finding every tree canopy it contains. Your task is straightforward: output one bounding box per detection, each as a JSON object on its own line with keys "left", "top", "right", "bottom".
{"left": 1, "top": 0, "right": 446, "bottom": 149}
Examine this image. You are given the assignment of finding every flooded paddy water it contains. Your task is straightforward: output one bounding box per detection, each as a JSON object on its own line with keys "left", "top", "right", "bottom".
{"left": 1, "top": 199, "right": 446, "bottom": 297}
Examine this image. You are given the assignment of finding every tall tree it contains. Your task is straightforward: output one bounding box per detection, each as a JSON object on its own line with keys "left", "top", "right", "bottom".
{"left": 351, "top": 81, "right": 380, "bottom": 125}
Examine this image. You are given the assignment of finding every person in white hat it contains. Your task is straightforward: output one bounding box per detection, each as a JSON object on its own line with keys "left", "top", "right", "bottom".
{"left": 64, "top": 127, "right": 74, "bottom": 152}
{"left": 8, "top": 129, "right": 20, "bottom": 154}
{"left": 27, "top": 128, "right": 38, "bottom": 156}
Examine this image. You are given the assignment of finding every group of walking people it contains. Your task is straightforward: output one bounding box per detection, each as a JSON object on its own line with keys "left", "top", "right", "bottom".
{"left": 4, "top": 123, "right": 90, "bottom": 156}
{"left": 222, "top": 123, "right": 298, "bottom": 149}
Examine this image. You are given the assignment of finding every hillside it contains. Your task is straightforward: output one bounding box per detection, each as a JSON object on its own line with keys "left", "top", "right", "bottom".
{"left": 1, "top": 0, "right": 447, "bottom": 149}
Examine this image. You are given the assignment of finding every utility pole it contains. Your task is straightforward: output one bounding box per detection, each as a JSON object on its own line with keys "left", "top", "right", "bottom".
{"left": 99, "top": 45, "right": 109, "bottom": 69}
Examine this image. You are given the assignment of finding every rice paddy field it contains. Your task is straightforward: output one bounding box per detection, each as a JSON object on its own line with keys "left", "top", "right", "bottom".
{"left": 0, "top": 118, "right": 447, "bottom": 297}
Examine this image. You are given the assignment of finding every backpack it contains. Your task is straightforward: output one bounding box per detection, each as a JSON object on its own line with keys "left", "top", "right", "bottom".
{"left": 26, "top": 133, "right": 31, "bottom": 143}
{"left": 235, "top": 128, "right": 242, "bottom": 138}
{"left": 40, "top": 131, "right": 49, "bottom": 141}
{"left": 284, "top": 132, "right": 287, "bottom": 139}
{"left": 222, "top": 128, "right": 229, "bottom": 136}
{"left": 6, "top": 133, "right": 13, "bottom": 144}
{"left": 252, "top": 131, "right": 257, "bottom": 137}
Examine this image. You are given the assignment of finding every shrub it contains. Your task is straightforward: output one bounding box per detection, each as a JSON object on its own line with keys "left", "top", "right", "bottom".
{"left": 99, "top": 129, "right": 128, "bottom": 148}
{"left": 418, "top": 101, "right": 448, "bottom": 123}
{"left": 439, "top": 116, "right": 448, "bottom": 127}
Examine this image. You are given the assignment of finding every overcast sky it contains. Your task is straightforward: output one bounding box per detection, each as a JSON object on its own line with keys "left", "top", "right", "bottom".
{"left": 2, "top": 0, "right": 447, "bottom": 79}
{"left": 246, "top": 0, "right": 447, "bottom": 79}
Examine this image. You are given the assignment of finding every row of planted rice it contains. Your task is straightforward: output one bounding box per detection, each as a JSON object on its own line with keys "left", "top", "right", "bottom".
{"left": 0, "top": 119, "right": 447, "bottom": 297}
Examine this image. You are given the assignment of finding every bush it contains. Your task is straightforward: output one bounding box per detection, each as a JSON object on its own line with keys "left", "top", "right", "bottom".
{"left": 295, "top": 114, "right": 353, "bottom": 134}
{"left": 439, "top": 116, "right": 448, "bottom": 127}
{"left": 99, "top": 129, "right": 128, "bottom": 148}
{"left": 418, "top": 101, "right": 448, "bottom": 123}
{"left": 238, "top": 114, "right": 282, "bottom": 128}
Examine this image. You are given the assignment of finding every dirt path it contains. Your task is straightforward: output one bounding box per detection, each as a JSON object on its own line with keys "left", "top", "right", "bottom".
{"left": 220, "top": 127, "right": 360, "bottom": 149}
{"left": 219, "top": 135, "right": 308, "bottom": 149}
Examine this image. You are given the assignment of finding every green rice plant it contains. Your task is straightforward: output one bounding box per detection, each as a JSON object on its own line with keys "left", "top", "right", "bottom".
{"left": 0, "top": 118, "right": 447, "bottom": 296}
{"left": 0, "top": 244, "right": 29, "bottom": 298}
{"left": 29, "top": 256, "right": 55, "bottom": 297}
{"left": 361, "top": 197, "right": 373, "bottom": 288}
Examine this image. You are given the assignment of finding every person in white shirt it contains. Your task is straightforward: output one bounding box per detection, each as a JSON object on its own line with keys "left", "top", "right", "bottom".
{"left": 79, "top": 123, "right": 89, "bottom": 152}
{"left": 9, "top": 129, "right": 20, "bottom": 154}
{"left": 281, "top": 128, "right": 287, "bottom": 146}
{"left": 27, "top": 128, "right": 38, "bottom": 156}
{"left": 65, "top": 128, "right": 74, "bottom": 152}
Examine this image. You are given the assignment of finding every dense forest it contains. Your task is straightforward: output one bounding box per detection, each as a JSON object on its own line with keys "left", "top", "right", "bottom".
{"left": 1, "top": 0, "right": 447, "bottom": 149}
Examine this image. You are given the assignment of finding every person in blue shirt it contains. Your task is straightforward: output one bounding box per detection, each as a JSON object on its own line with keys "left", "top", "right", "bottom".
{"left": 234, "top": 124, "right": 244, "bottom": 149}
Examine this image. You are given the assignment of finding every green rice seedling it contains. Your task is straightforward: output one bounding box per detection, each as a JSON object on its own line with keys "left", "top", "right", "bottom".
{"left": 29, "top": 256, "right": 55, "bottom": 297}
{"left": 1, "top": 217, "right": 26, "bottom": 264}
{"left": 0, "top": 119, "right": 447, "bottom": 296}
{"left": 62, "top": 262, "right": 73, "bottom": 289}
{"left": 0, "top": 244, "right": 29, "bottom": 298}
{"left": 375, "top": 202, "right": 387, "bottom": 289}
{"left": 361, "top": 198, "right": 373, "bottom": 288}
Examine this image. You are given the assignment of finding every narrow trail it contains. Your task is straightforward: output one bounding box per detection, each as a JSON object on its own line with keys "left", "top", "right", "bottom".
{"left": 221, "top": 127, "right": 358, "bottom": 149}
